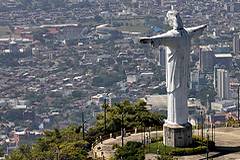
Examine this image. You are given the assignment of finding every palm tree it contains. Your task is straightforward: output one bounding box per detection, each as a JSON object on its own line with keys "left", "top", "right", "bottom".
{"left": 101, "top": 99, "right": 110, "bottom": 134}
{"left": 141, "top": 112, "right": 152, "bottom": 147}
{"left": 115, "top": 102, "right": 128, "bottom": 146}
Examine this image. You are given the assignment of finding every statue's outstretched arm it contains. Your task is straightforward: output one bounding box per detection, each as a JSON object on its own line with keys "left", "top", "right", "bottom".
{"left": 139, "top": 32, "right": 174, "bottom": 48}
{"left": 185, "top": 24, "right": 207, "bottom": 39}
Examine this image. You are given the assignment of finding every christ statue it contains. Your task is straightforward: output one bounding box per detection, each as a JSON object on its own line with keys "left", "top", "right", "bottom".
{"left": 140, "top": 10, "right": 207, "bottom": 125}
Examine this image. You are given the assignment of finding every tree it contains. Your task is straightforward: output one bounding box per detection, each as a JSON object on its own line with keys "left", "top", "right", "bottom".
{"left": 89, "top": 100, "right": 166, "bottom": 140}
{"left": 32, "top": 29, "right": 48, "bottom": 43}
{"left": 17, "top": 0, "right": 33, "bottom": 9}
{"left": 72, "top": 90, "right": 84, "bottom": 99}
{"left": 114, "top": 141, "right": 145, "bottom": 160}
{"left": 101, "top": 100, "right": 110, "bottom": 134}
{"left": 0, "top": 147, "right": 4, "bottom": 157}
{"left": 94, "top": 15, "right": 105, "bottom": 23}
{"left": 157, "top": 155, "right": 175, "bottom": 160}
{"left": 6, "top": 125, "right": 88, "bottom": 160}
{"left": 226, "top": 117, "right": 239, "bottom": 127}
{"left": 6, "top": 145, "right": 32, "bottom": 160}
{"left": 197, "top": 83, "right": 217, "bottom": 105}
{"left": 49, "top": 0, "right": 67, "bottom": 8}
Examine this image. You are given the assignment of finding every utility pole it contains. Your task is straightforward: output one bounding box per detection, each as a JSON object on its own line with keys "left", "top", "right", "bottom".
{"left": 155, "top": 125, "right": 157, "bottom": 140}
{"left": 211, "top": 123, "right": 214, "bottom": 141}
{"left": 104, "top": 98, "right": 107, "bottom": 134}
{"left": 119, "top": 104, "right": 125, "bottom": 147}
{"left": 149, "top": 126, "right": 151, "bottom": 152}
{"left": 206, "top": 131, "right": 209, "bottom": 160}
{"left": 82, "top": 111, "right": 85, "bottom": 140}
{"left": 200, "top": 111, "right": 204, "bottom": 142}
{"left": 198, "top": 116, "right": 199, "bottom": 136}
{"left": 214, "top": 125, "right": 216, "bottom": 141}
{"left": 143, "top": 125, "right": 146, "bottom": 147}
{"left": 121, "top": 112, "right": 124, "bottom": 147}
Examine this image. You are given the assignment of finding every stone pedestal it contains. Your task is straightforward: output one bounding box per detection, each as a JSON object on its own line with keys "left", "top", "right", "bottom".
{"left": 163, "top": 123, "right": 192, "bottom": 147}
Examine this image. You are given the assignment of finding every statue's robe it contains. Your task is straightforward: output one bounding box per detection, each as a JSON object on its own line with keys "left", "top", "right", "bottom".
{"left": 140, "top": 24, "right": 206, "bottom": 124}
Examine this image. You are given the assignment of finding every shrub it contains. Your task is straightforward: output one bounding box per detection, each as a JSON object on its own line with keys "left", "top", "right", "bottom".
{"left": 151, "top": 136, "right": 163, "bottom": 143}
{"left": 158, "top": 155, "right": 176, "bottom": 160}
{"left": 114, "top": 141, "right": 145, "bottom": 160}
{"left": 168, "top": 136, "right": 215, "bottom": 156}
{"left": 170, "top": 146, "right": 207, "bottom": 156}
{"left": 112, "top": 144, "right": 120, "bottom": 150}
{"left": 192, "top": 135, "right": 215, "bottom": 151}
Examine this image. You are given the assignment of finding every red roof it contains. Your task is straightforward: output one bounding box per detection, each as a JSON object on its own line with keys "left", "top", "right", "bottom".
{"left": 48, "top": 28, "right": 59, "bottom": 34}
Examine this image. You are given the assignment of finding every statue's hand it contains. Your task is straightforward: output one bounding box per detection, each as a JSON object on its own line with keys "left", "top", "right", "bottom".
{"left": 139, "top": 37, "right": 151, "bottom": 44}
{"left": 186, "top": 24, "right": 207, "bottom": 39}
{"left": 139, "top": 37, "right": 160, "bottom": 48}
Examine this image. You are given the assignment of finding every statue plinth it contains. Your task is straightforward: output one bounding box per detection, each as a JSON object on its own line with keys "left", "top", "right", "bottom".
{"left": 163, "top": 122, "right": 192, "bottom": 147}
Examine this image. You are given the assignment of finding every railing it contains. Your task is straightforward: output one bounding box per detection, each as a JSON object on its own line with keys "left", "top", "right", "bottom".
{"left": 91, "top": 127, "right": 163, "bottom": 149}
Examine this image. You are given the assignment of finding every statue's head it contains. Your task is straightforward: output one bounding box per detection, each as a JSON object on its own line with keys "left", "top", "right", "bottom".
{"left": 166, "top": 10, "right": 183, "bottom": 30}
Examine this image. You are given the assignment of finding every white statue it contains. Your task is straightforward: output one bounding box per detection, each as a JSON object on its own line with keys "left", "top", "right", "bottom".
{"left": 140, "top": 10, "right": 207, "bottom": 125}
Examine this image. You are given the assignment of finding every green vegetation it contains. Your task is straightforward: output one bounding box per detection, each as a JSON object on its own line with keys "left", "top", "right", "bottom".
{"left": 6, "top": 100, "right": 166, "bottom": 159}
{"left": 88, "top": 100, "right": 166, "bottom": 140}
{"left": 0, "top": 147, "right": 4, "bottom": 157}
{"left": 6, "top": 126, "right": 88, "bottom": 160}
{"left": 192, "top": 136, "right": 215, "bottom": 151}
{"left": 17, "top": 0, "right": 68, "bottom": 10}
{"left": 92, "top": 69, "right": 126, "bottom": 87}
{"left": 148, "top": 141, "right": 207, "bottom": 156}
{"left": 157, "top": 155, "right": 176, "bottom": 160}
{"left": 117, "top": 25, "right": 149, "bottom": 33}
{"left": 92, "top": 74, "right": 123, "bottom": 87}
{"left": 113, "top": 140, "right": 174, "bottom": 160}
{"left": 147, "top": 136, "right": 215, "bottom": 156}
{"left": 114, "top": 141, "right": 145, "bottom": 160}
{"left": 71, "top": 90, "right": 85, "bottom": 99}
{"left": 197, "top": 82, "right": 217, "bottom": 105}
{"left": 170, "top": 146, "right": 207, "bottom": 156}
{"left": 32, "top": 29, "right": 48, "bottom": 43}
{"left": 0, "top": 26, "right": 10, "bottom": 38}
{"left": 5, "top": 99, "right": 215, "bottom": 159}
{"left": 226, "top": 117, "right": 240, "bottom": 127}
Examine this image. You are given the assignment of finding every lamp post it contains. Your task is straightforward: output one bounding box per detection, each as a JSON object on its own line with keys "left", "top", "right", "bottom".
{"left": 237, "top": 85, "right": 240, "bottom": 121}
{"left": 206, "top": 94, "right": 210, "bottom": 133}
{"left": 82, "top": 111, "right": 86, "bottom": 140}
{"left": 206, "top": 129, "right": 209, "bottom": 160}
{"left": 118, "top": 103, "right": 125, "bottom": 147}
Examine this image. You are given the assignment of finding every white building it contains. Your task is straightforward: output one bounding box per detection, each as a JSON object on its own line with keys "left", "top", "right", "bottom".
{"left": 233, "top": 34, "right": 240, "bottom": 55}
{"left": 160, "top": 0, "right": 181, "bottom": 7}
{"left": 190, "top": 70, "right": 199, "bottom": 91}
{"left": 216, "top": 69, "right": 229, "bottom": 100}
{"left": 199, "top": 46, "right": 214, "bottom": 73}
{"left": 127, "top": 74, "right": 137, "bottom": 84}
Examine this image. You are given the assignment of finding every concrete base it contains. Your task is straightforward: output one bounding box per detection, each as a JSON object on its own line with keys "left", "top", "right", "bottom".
{"left": 163, "top": 122, "right": 192, "bottom": 147}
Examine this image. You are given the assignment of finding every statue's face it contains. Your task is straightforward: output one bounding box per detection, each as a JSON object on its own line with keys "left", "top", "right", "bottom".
{"left": 166, "top": 10, "right": 183, "bottom": 30}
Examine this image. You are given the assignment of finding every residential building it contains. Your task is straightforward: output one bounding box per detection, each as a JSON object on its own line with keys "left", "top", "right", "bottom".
{"left": 216, "top": 69, "right": 229, "bottom": 100}
{"left": 233, "top": 34, "right": 240, "bottom": 55}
